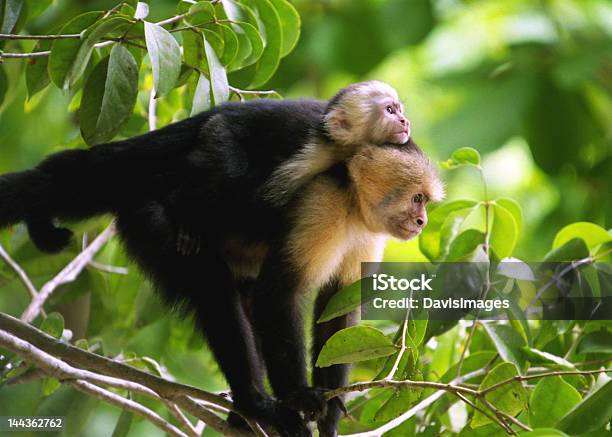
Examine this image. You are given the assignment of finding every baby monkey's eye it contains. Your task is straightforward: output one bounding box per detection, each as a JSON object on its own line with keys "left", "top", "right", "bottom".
{"left": 412, "top": 193, "right": 424, "bottom": 204}
{"left": 385, "top": 105, "right": 395, "bottom": 114}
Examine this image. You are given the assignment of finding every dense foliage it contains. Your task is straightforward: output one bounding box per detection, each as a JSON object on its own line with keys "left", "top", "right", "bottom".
{"left": 0, "top": 0, "right": 610, "bottom": 436}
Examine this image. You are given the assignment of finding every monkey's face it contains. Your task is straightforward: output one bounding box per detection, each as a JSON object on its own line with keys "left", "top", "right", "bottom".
{"left": 325, "top": 81, "right": 410, "bottom": 146}
{"left": 370, "top": 96, "right": 410, "bottom": 145}
{"left": 349, "top": 146, "right": 444, "bottom": 241}
{"left": 386, "top": 192, "right": 429, "bottom": 240}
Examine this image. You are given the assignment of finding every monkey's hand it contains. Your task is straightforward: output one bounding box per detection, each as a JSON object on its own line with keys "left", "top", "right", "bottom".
{"left": 176, "top": 226, "right": 201, "bottom": 256}
{"left": 282, "top": 386, "right": 329, "bottom": 422}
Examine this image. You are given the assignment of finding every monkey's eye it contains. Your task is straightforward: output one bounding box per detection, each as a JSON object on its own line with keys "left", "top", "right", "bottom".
{"left": 385, "top": 105, "right": 395, "bottom": 114}
{"left": 412, "top": 193, "right": 424, "bottom": 204}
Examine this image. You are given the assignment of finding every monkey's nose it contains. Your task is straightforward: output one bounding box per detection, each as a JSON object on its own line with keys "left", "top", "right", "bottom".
{"left": 415, "top": 216, "right": 427, "bottom": 227}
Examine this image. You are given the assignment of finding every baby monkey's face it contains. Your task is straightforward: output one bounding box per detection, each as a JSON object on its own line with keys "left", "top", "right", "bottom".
{"left": 372, "top": 95, "right": 410, "bottom": 145}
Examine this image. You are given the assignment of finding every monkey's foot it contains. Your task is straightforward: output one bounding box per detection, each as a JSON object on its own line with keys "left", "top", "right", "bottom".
{"left": 282, "top": 387, "right": 329, "bottom": 422}
{"left": 234, "top": 395, "right": 311, "bottom": 437}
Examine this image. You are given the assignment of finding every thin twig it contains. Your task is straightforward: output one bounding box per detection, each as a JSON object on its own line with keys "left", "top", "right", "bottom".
{"left": 21, "top": 223, "right": 116, "bottom": 323}
{"left": 88, "top": 260, "right": 128, "bottom": 275}
{"left": 0, "top": 243, "right": 40, "bottom": 299}
{"left": 481, "top": 368, "right": 612, "bottom": 395}
{"left": 385, "top": 317, "right": 409, "bottom": 380}
{"left": 0, "top": 12, "right": 190, "bottom": 60}
{"left": 326, "top": 377, "right": 479, "bottom": 401}
{"left": 454, "top": 392, "right": 511, "bottom": 435}
{"left": 164, "top": 400, "right": 200, "bottom": 437}
{"left": 71, "top": 380, "right": 188, "bottom": 437}
{"left": 456, "top": 321, "right": 479, "bottom": 377}
{"left": 0, "top": 33, "right": 80, "bottom": 40}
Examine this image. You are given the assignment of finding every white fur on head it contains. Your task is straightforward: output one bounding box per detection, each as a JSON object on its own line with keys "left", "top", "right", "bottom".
{"left": 324, "top": 81, "right": 401, "bottom": 146}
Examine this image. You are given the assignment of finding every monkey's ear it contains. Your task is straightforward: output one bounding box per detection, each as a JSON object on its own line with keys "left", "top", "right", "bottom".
{"left": 324, "top": 109, "right": 353, "bottom": 145}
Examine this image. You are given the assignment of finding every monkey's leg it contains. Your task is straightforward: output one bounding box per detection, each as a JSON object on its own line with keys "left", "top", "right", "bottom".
{"left": 312, "top": 281, "right": 355, "bottom": 437}
{"left": 116, "top": 203, "right": 308, "bottom": 436}
{"left": 251, "top": 254, "right": 328, "bottom": 425}
{"left": 226, "top": 282, "right": 268, "bottom": 431}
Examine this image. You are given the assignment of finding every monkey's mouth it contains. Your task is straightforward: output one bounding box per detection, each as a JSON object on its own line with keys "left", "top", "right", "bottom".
{"left": 398, "top": 223, "right": 421, "bottom": 240}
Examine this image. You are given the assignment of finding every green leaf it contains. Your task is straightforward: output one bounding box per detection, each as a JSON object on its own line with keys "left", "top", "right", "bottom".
{"left": 419, "top": 200, "right": 478, "bottom": 261}
{"left": 317, "top": 280, "right": 362, "bottom": 323}
{"left": 408, "top": 317, "right": 428, "bottom": 347}
{"left": 112, "top": 409, "right": 133, "bottom": 437}
{"left": 495, "top": 197, "right": 522, "bottom": 232}
{"left": 25, "top": 0, "right": 51, "bottom": 20}
{"left": 530, "top": 376, "right": 581, "bottom": 428}
{"left": 182, "top": 29, "right": 206, "bottom": 70}
{"left": 41, "top": 377, "right": 61, "bottom": 396}
{"left": 227, "top": 21, "right": 260, "bottom": 71}
{"left": 441, "top": 351, "right": 496, "bottom": 383}
{"left": 231, "top": 0, "right": 282, "bottom": 87}
{"left": 490, "top": 203, "right": 518, "bottom": 259}
{"left": 134, "top": 2, "right": 148, "bottom": 20}
{"left": 543, "top": 238, "right": 590, "bottom": 262}
{"left": 40, "top": 312, "right": 64, "bottom": 339}
{"left": 445, "top": 229, "right": 486, "bottom": 261}
{"left": 576, "top": 330, "right": 612, "bottom": 354}
{"left": 224, "top": 2, "right": 264, "bottom": 69}
{"left": 185, "top": 1, "right": 215, "bottom": 26}
{"left": 71, "top": 16, "right": 132, "bottom": 90}
{"left": 80, "top": 45, "right": 139, "bottom": 145}
{"left": 553, "top": 222, "right": 612, "bottom": 250}
{"left": 374, "top": 386, "right": 420, "bottom": 422}
{"left": 25, "top": 39, "right": 52, "bottom": 99}
{"left": 557, "top": 378, "right": 612, "bottom": 434}
{"left": 472, "top": 362, "right": 528, "bottom": 427}
{"left": 191, "top": 73, "right": 211, "bottom": 115}
{"left": 48, "top": 11, "right": 104, "bottom": 89}
{"left": 483, "top": 324, "right": 526, "bottom": 370}
{"left": 440, "top": 147, "right": 481, "bottom": 168}
{"left": 268, "top": 0, "right": 300, "bottom": 57}
{"left": 438, "top": 207, "right": 478, "bottom": 259}
{"left": 1, "top": 0, "right": 23, "bottom": 33}
{"left": 144, "top": 21, "right": 181, "bottom": 98}
{"left": 219, "top": 24, "right": 239, "bottom": 66}
{"left": 203, "top": 32, "right": 229, "bottom": 105}
{"left": 0, "top": 65, "right": 7, "bottom": 107}
{"left": 521, "top": 347, "right": 574, "bottom": 369}
{"left": 316, "top": 326, "right": 397, "bottom": 367}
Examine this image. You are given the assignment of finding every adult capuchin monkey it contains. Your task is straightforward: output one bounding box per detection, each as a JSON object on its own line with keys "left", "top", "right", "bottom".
{"left": 0, "top": 82, "right": 440, "bottom": 436}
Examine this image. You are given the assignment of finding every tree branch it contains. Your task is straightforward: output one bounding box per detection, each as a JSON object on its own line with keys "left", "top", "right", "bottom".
{"left": 0, "top": 242, "right": 40, "bottom": 300}
{"left": 70, "top": 380, "right": 189, "bottom": 437}
{"left": 0, "top": 312, "right": 231, "bottom": 408}
{"left": 21, "top": 223, "right": 116, "bottom": 323}
{"left": 0, "top": 33, "right": 80, "bottom": 40}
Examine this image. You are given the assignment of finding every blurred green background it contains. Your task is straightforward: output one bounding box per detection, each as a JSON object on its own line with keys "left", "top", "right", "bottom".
{"left": 0, "top": 0, "right": 610, "bottom": 435}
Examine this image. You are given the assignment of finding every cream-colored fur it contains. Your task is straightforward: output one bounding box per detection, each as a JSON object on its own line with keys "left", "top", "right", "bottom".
{"left": 262, "top": 81, "right": 404, "bottom": 207}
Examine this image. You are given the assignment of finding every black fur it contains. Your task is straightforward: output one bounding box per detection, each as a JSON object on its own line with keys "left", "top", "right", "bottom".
{"left": 0, "top": 98, "right": 352, "bottom": 436}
